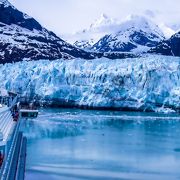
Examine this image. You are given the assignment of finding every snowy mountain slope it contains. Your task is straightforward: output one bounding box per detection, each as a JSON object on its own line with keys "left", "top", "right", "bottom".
{"left": 0, "top": 55, "right": 179, "bottom": 112}
{"left": 0, "top": 0, "right": 95, "bottom": 63}
{"left": 149, "top": 31, "right": 180, "bottom": 56}
{"left": 92, "top": 15, "right": 165, "bottom": 53}
{"left": 64, "top": 14, "right": 121, "bottom": 50}
{"left": 158, "top": 23, "right": 175, "bottom": 39}
{"left": 66, "top": 14, "right": 167, "bottom": 53}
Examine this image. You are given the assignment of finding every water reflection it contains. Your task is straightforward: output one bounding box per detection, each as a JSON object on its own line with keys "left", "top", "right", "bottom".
{"left": 20, "top": 108, "right": 180, "bottom": 180}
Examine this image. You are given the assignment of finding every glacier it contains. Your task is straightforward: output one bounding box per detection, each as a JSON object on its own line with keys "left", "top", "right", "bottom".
{"left": 0, "top": 55, "right": 179, "bottom": 112}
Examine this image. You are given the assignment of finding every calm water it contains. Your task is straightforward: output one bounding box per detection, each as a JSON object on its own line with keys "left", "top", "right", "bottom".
{"left": 20, "top": 108, "right": 180, "bottom": 180}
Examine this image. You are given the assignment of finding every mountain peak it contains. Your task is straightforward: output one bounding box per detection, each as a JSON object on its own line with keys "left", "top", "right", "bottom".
{"left": 92, "top": 14, "right": 165, "bottom": 53}
{"left": 0, "top": 0, "right": 95, "bottom": 63}
{"left": 118, "top": 14, "right": 164, "bottom": 38}
{"left": 100, "top": 13, "right": 109, "bottom": 20}
{"left": 89, "top": 13, "right": 116, "bottom": 29}
{"left": 0, "top": 0, "right": 13, "bottom": 8}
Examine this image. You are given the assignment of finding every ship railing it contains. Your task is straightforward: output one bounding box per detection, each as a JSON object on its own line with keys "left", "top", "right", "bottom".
{"left": 0, "top": 118, "right": 21, "bottom": 179}
{"left": 0, "top": 98, "right": 26, "bottom": 180}
{"left": 0, "top": 106, "right": 16, "bottom": 157}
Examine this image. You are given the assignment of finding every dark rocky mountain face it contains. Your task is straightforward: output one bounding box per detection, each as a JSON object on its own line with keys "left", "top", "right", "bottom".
{"left": 149, "top": 32, "right": 180, "bottom": 56}
{"left": 0, "top": 1, "right": 42, "bottom": 31}
{"left": 0, "top": 0, "right": 95, "bottom": 63}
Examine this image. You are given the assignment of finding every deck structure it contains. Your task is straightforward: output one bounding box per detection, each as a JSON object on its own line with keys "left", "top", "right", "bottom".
{"left": 0, "top": 92, "right": 27, "bottom": 180}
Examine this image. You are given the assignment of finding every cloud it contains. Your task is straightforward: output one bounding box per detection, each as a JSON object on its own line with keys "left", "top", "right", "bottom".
{"left": 9, "top": 0, "right": 180, "bottom": 34}
{"left": 144, "top": 10, "right": 157, "bottom": 18}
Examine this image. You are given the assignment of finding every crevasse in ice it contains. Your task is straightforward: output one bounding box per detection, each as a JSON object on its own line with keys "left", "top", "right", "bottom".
{"left": 0, "top": 55, "right": 179, "bottom": 112}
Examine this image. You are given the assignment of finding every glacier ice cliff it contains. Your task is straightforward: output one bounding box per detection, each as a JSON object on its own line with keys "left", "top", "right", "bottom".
{"left": 0, "top": 55, "right": 179, "bottom": 112}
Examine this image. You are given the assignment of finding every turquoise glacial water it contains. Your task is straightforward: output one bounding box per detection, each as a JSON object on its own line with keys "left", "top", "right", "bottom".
{"left": 20, "top": 108, "right": 180, "bottom": 180}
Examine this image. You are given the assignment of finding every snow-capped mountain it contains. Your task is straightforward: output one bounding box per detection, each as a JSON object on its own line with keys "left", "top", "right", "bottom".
{"left": 158, "top": 23, "right": 175, "bottom": 39}
{"left": 150, "top": 31, "right": 180, "bottom": 56}
{"left": 87, "top": 13, "right": 122, "bottom": 34}
{"left": 0, "top": 55, "right": 179, "bottom": 112}
{"left": 64, "top": 14, "right": 121, "bottom": 50}
{"left": 92, "top": 15, "right": 165, "bottom": 53}
{"left": 0, "top": 0, "right": 95, "bottom": 63}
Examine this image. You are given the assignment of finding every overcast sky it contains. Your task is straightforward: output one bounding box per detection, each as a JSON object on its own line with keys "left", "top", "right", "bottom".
{"left": 9, "top": 0, "right": 180, "bottom": 35}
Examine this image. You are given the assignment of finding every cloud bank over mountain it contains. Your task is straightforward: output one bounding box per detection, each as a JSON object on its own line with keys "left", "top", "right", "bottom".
{"left": 9, "top": 0, "right": 180, "bottom": 34}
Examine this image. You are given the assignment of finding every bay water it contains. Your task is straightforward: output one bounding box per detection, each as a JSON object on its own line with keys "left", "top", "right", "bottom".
{"left": 20, "top": 108, "right": 180, "bottom": 180}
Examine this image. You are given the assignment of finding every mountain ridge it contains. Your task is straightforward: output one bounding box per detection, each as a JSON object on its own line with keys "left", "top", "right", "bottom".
{"left": 0, "top": 0, "right": 96, "bottom": 63}
{"left": 92, "top": 15, "right": 165, "bottom": 53}
{"left": 149, "top": 31, "right": 180, "bottom": 56}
